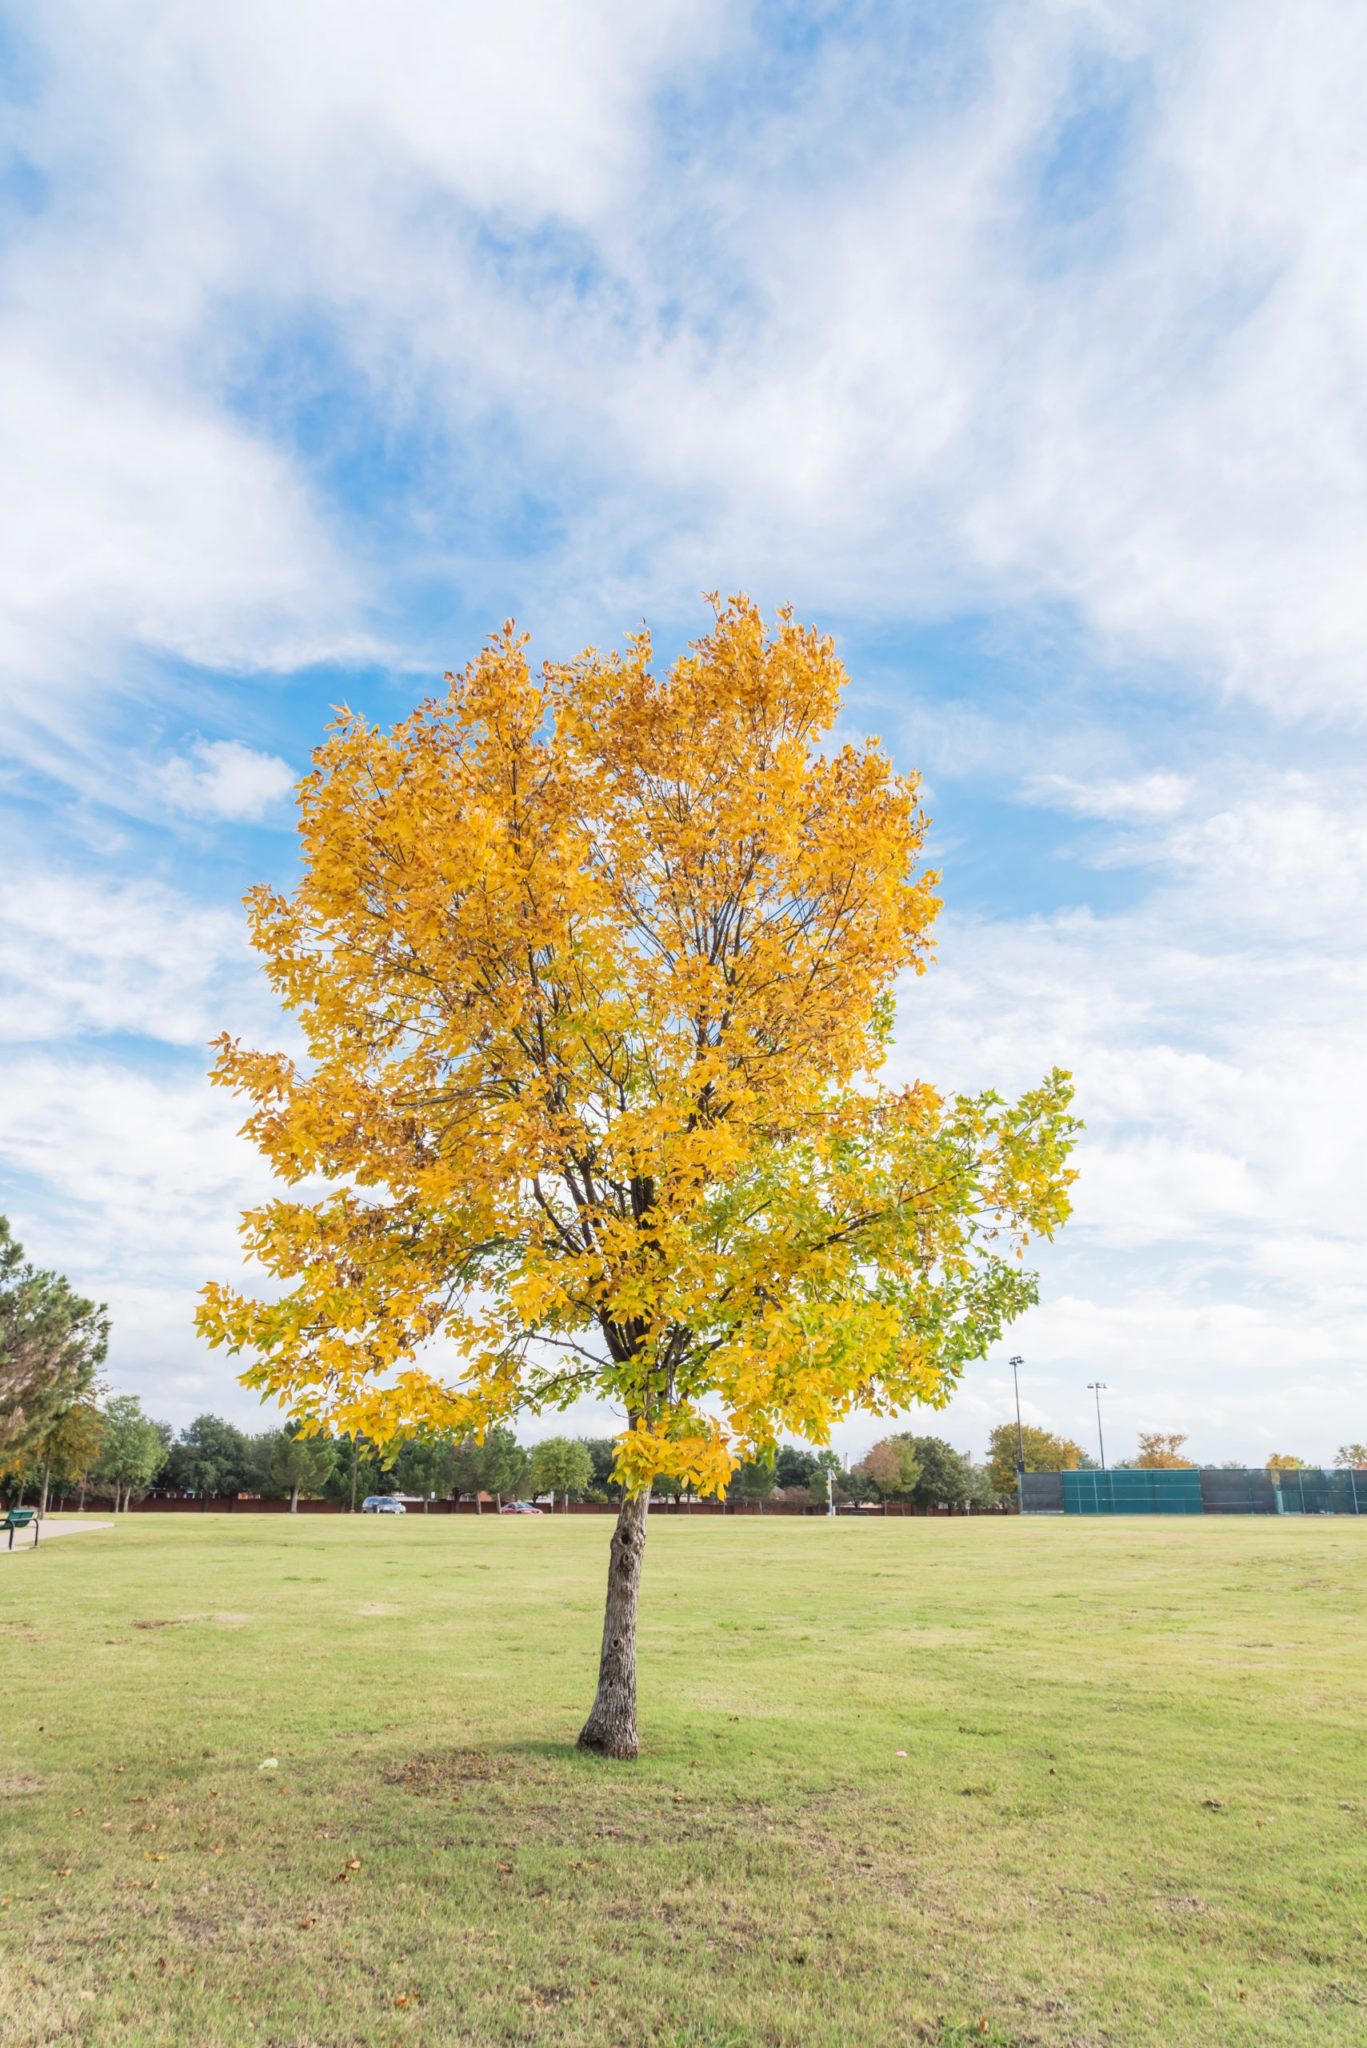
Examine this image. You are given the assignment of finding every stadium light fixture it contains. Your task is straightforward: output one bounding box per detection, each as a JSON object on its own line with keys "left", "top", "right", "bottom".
{"left": 1010, "top": 1355, "right": 1025, "bottom": 1474}
{"left": 1087, "top": 1382, "right": 1108, "bottom": 1471}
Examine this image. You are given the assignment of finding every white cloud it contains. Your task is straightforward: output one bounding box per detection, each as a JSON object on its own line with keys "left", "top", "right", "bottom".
{"left": 0, "top": 1055, "right": 278, "bottom": 1429}
{"left": 0, "top": 868, "right": 265, "bottom": 1047}
{"left": 154, "top": 739, "right": 295, "bottom": 821}
{"left": 0, "top": 340, "right": 372, "bottom": 776}
{"left": 1, "top": 0, "right": 725, "bottom": 776}
{"left": 1024, "top": 772, "right": 1192, "bottom": 823}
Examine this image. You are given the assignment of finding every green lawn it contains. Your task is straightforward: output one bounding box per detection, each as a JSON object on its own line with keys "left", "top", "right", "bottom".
{"left": 2, "top": 1514, "right": 1364, "bottom": 2047}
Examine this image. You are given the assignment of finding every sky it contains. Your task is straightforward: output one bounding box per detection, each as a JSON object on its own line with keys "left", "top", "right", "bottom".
{"left": 3, "top": 0, "right": 1365, "bottom": 1468}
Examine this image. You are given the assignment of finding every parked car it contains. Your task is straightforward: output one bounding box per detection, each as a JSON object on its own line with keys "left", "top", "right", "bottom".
{"left": 499, "top": 1500, "right": 543, "bottom": 1515}
{"left": 361, "top": 1495, "right": 406, "bottom": 1515}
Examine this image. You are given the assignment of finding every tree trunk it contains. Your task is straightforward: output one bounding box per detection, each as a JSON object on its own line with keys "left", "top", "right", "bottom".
{"left": 290, "top": 1484, "right": 299, "bottom": 1514}
{"left": 38, "top": 1462, "right": 51, "bottom": 1521}
{"left": 577, "top": 1488, "right": 651, "bottom": 1760}
{"left": 348, "top": 1439, "right": 359, "bottom": 1514}
{"left": 77, "top": 1481, "right": 87, "bottom": 1512}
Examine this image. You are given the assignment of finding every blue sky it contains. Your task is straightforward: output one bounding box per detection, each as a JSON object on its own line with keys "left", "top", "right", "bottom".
{"left": 3, "top": 0, "right": 1366, "bottom": 1464}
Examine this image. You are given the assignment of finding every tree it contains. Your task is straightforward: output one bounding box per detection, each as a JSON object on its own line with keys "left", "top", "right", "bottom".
{"left": 1137, "top": 1431, "right": 1195, "bottom": 1470}
{"left": 1334, "top": 1443, "right": 1367, "bottom": 1469}
{"left": 448, "top": 1426, "right": 528, "bottom": 1511}
{"left": 200, "top": 598, "right": 1078, "bottom": 1758}
{"left": 1266, "top": 1453, "right": 1305, "bottom": 1473}
{"left": 965, "top": 1463, "right": 997, "bottom": 1511}
{"left": 527, "top": 1435, "right": 593, "bottom": 1511}
{"left": 1134, "top": 1433, "right": 1194, "bottom": 1469}
{"left": 775, "top": 1444, "right": 819, "bottom": 1491}
{"left": 579, "top": 1438, "right": 624, "bottom": 1503}
{"left": 322, "top": 1432, "right": 390, "bottom": 1511}
{"left": 854, "top": 1436, "right": 922, "bottom": 1503}
{"left": 166, "top": 1414, "right": 255, "bottom": 1498}
{"left": 95, "top": 1396, "right": 167, "bottom": 1511}
{"left": 985, "top": 1422, "right": 1086, "bottom": 1498}
{"left": 392, "top": 1433, "right": 459, "bottom": 1508}
{"left": 728, "top": 1455, "right": 776, "bottom": 1511}
{"left": 36, "top": 1398, "right": 105, "bottom": 1517}
{"left": 269, "top": 1422, "right": 339, "bottom": 1511}
{"left": 0, "top": 1219, "right": 108, "bottom": 1471}
{"left": 898, "top": 1435, "right": 973, "bottom": 1510}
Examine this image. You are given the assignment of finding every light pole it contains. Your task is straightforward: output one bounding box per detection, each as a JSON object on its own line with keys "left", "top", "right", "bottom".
{"left": 1010, "top": 1356, "right": 1025, "bottom": 1474}
{"left": 1087, "top": 1382, "right": 1108, "bottom": 1471}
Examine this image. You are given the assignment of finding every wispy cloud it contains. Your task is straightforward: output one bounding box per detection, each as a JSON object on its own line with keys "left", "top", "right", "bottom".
{"left": 153, "top": 739, "right": 295, "bottom": 822}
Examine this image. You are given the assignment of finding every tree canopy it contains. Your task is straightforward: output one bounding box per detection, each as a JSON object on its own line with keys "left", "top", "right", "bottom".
{"left": 985, "top": 1421, "right": 1086, "bottom": 1496}
{"left": 1134, "top": 1433, "right": 1194, "bottom": 1469}
{"left": 200, "top": 599, "right": 1076, "bottom": 1494}
{"left": 270, "top": 1421, "right": 338, "bottom": 1507}
{"left": 0, "top": 1218, "right": 108, "bottom": 1472}
{"left": 95, "top": 1396, "right": 167, "bottom": 1507}
{"left": 448, "top": 1425, "right": 528, "bottom": 1507}
{"left": 527, "top": 1435, "right": 593, "bottom": 1506}
{"left": 165, "top": 1413, "right": 258, "bottom": 1498}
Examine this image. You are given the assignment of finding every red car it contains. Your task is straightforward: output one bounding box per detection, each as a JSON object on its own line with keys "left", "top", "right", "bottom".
{"left": 499, "top": 1500, "right": 544, "bottom": 1515}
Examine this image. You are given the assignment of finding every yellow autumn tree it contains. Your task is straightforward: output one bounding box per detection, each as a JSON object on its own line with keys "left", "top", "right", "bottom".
{"left": 1134, "top": 1432, "right": 1194, "bottom": 1469}
{"left": 199, "top": 597, "right": 1078, "bottom": 1757}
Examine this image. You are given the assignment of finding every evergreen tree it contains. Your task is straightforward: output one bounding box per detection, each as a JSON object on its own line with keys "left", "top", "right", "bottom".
{"left": 268, "top": 1422, "right": 338, "bottom": 1511}
{"left": 0, "top": 1219, "right": 108, "bottom": 1472}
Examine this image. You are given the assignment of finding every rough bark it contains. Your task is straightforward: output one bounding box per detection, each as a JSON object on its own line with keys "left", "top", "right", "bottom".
{"left": 577, "top": 1488, "right": 651, "bottom": 1760}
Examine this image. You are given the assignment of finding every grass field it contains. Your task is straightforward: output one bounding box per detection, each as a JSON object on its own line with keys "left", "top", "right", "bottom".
{"left": 2, "top": 1514, "right": 1364, "bottom": 2047}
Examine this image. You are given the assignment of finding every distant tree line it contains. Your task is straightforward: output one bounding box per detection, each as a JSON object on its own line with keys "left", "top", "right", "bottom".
{"left": 5, "top": 1221, "right": 1361, "bottom": 1514}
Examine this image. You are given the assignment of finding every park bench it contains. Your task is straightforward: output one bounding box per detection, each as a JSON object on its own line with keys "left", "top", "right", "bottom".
{"left": 3, "top": 1507, "right": 38, "bottom": 1549}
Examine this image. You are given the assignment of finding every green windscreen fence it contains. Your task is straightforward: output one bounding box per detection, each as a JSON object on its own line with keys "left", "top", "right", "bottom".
{"left": 1017, "top": 1467, "right": 1367, "bottom": 1514}
{"left": 1271, "top": 1468, "right": 1365, "bottom": 1515}
{"left": 1063, "top": 1469, "right": 1204, "bottom": 1514}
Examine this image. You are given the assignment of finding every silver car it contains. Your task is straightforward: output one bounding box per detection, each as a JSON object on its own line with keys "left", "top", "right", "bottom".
{"left": 360, "top": 1495, "right": 407, "bottom": 1515}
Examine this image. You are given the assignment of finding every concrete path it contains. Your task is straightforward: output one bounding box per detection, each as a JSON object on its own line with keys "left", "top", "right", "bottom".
{"left": 1, "top": 1518, "right": 112, "bottom": 1554}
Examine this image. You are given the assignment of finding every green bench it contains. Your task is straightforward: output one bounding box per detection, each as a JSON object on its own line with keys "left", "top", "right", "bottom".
{"left": 3, "top": 1507, "right": 38, "bottom": 1549}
